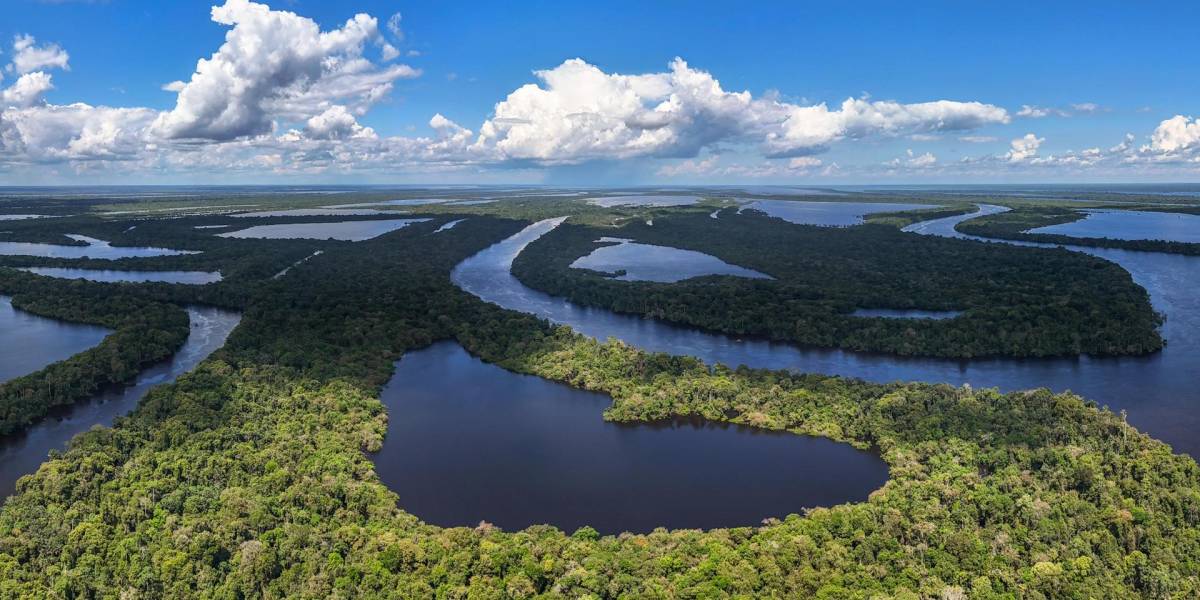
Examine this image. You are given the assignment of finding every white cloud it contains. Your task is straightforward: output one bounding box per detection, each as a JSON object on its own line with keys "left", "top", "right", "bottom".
{"left": 1018, "top": 103, "right": 1105, "bottom": 119}
{"left": 885, "top": 149, "right": 937, "bottom": 169}
{"left": 789, "top": 156, "right": 822, "bottom": 169}
{"left": 386, "top": 13, "right": 404, "bottom": 40}
{"left": 0, "top": 103, "right": 157, "bottom": 162}
{"left": 4, "top": 2, "right": 1191, "bottom": 182}
{"left": 1017, "top": 105, "right": 1061, "bottom": 118}
{"left": 152, "top": 0, "right": 419, "bottom": 141}
{"left": 1150, "top": 115, "right": 1200, "bottom": 153}
{"left": 907, "top": 149, "right": 937, "bottom": 167}
{"left": 471, "top": 57, "right": 1007, "bottom": 164}
{"left": 303, "top": 105, "right": 376, "bottom": 140}
{"left": 8, "top": 35, "right": 70, "bottom": 75}
{"left": 768, "top": 97, "right": 1008, "bottom": 157}
{"left": 2, "top": 72, "right": 55, "bottom": 108}
{"left": 1006, "top": 133, "right": 1043, "bottom": 162}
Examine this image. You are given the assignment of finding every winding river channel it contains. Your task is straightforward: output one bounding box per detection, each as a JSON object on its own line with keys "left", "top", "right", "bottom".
{"left": 0, "top": 306, "right": 241, "bottom": 500}
{"left": 452, "top": 208, "right": 1200, "bottom": 457}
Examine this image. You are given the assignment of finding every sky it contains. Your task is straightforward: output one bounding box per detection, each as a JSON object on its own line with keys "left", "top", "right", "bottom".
{"left": 2, "top": 0, "right": 1200, "bottom": 185}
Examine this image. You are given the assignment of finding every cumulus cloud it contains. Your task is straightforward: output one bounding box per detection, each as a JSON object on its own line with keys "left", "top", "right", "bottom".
{"left": 1150, "top": 115, "right": 1200, "bottom": 153}
{"left": 2, "top": 72, "right": 55, "bottom": 108}
{"left": 885, "top": 148, "right": 937, "bottom": 169}
{"left": 768, "top": 97, "right": 1007, "bottom": 157}
{"left": 1006, "top": 133, "right": 1043, "bottom": 162}
{"left": 152, "top": 0, "right": 419, "bottom": 141}
{"left": 0, "top": 103, "right": 156, "bottom": 162}
{"left": 302, "top": 105, "right": 377, "bottom": 140}
{"left": 8, "top": 2, "right": 1190, "bottom": 181}
{"left": 8, "top": 35, "right": 70, "bottom": 75}
{"left": 471, "top": 57, "right": 1007, "bottom": 164}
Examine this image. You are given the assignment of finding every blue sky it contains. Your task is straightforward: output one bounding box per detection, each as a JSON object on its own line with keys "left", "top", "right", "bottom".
{"left": 3, "top": 0, "right": 1199, "bottom": 184}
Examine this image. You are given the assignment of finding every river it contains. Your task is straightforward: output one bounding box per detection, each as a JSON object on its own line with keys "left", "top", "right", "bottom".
{"left": 0, "top": 306, "right": 241, "bottom": 500}
{"left": 452, "top": 209, "right": 1200, "bottom": 457}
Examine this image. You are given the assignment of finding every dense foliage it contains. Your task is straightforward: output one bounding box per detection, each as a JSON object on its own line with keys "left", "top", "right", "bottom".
{"left": 512, "top": 211, "right": 1164, "bottom": 358}
{"left": 0, "top": 270, "right": 189, "bottom": 436}
{"left": 0, "top": 204, "right": 1196, "bottom": 598}
{"left": 957, "top": 207, "right": 1200, "bottom": 256}
{"left": 862, "top": 204, "right": 975, "bottom": 227}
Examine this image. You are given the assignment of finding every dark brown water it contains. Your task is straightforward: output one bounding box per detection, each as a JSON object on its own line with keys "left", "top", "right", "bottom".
{"left": 371, "top": 341, "right": 888, "bottom": 534}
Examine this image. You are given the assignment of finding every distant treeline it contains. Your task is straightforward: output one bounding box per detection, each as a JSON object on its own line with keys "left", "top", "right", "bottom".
{"left": 957, "top": 206, "right": 1200, "bottom": 256}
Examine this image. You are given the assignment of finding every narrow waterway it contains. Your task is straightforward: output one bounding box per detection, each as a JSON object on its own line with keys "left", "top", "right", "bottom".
{"left": 452, "top": 210, "right": 1200, "bottom": 456}
{"left": 0, "top": 306, "right": 241, "bottom": 500}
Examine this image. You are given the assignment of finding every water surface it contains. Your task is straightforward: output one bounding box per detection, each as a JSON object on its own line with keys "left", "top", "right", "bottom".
{"left": 1029, "top": 209, "right": 1200, "bottom": 244}
{"left": 587, "top": 195, "right": 701, "bottom": 208}
{"left": 19, "top": 267, "right": 222, "bottom": 284}
{"left": 433, "top": 219, "right": 466, "bottom": 233}
{"left": 233, "top": 208, "right": 389, "bottom": 218}
{"left": 0, "top": 306, "right": 240, "bottom": 500}
{"left": 453, "top": 213, "right": 1200, "bottom": 457}
{"left": 742, "top": 200, "right": 934, "bottom": 226}
{"left": 372, "top": 341, "right": 888, "bottom": 534}
{"left": 218, "top": 219, "right": 428, "bottom": 241}
{"left": 571, "top": 238, "right": 771, "bottom": 282}
{"left": 0, "top": 235, "right": 196, "bottom": 258}
{"left": 0, "top": 296, "right": 110, "bottom": 384}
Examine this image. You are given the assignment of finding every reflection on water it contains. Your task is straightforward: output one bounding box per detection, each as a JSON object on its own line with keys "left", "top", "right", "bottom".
{"left": 433, "top": 219, "right": 466, "bottom": 233}
{"left": 1030, "top": 209, "right": 1200, "bottom": 244}
{"left": 0, "top": 296, "right": 110, "bottom": 384}
{"left": 372, "top": 341, "right": 888, "bottom": 534}
{"left": 218, "top": 219, "right": 428, "bottom": 241}
{"left": 0, "top": 306, "right": 241, "bottom": 501}
{"left": 454, "top": 212, "right": 1200, "bottom": 457}
{"left": 0, "top": 235, "right": 197, "bottom": 258}
{"left": 587, "top": 195, "right": 701, "bottom": 208}
{"left": 233, "top": 208, "right": 389, "bottom": 218}
{"left": 571, "top": 238, "right": 771, "bottom": 282}
{"left": 20, "top": 267, "right": 222, "bottom": 284}
{"left": 742, "top": 200, "right": 934, "bottom": 226}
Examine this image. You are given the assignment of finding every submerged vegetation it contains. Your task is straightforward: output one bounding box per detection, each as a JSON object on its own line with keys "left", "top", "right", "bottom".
{"left": 512, "top": 211, "right": 1164, "bottom": 358}
{"left": 0, "top": 193, "right": 1196, "bottom": 598}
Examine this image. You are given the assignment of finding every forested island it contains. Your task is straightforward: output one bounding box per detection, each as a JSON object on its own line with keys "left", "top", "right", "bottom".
{"left": 511, "top": 210, "right": 1164, "bottom": 358}
{"left": 956, "top": 206, "right": 1200, "bottom": 255}
{"left": 0, "top": 192, "right": 1196, "bottom": 598}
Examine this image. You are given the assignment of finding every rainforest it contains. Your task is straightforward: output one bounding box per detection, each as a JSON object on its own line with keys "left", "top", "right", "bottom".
{"left": 0, "top": 186, "right": 1194, "bottom": 600}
